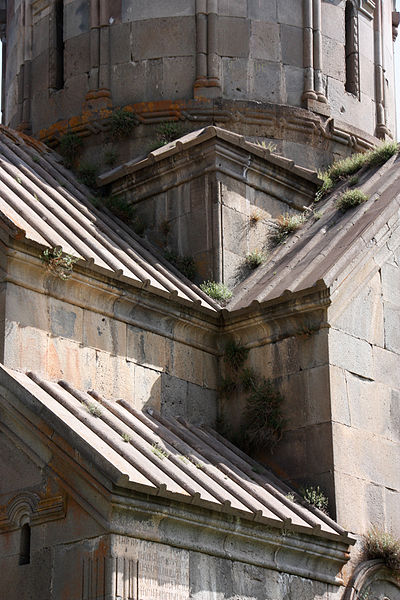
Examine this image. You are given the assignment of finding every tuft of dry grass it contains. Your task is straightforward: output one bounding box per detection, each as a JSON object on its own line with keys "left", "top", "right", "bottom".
{"left": 336, "top": 189, "right": 368, "bottom": 211}
{"left": 363, "top": 528, "right": 400, "bottom": 572}
{"left": 271, "top": 213, "right": 305, "bottom": 245}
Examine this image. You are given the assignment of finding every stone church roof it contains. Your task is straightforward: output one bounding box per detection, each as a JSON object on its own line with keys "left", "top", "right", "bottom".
{"left": 229, "top": 150, "right": 400, "bottom": 311}
{"left": 1, "top": 363, "right": 353, "bottom": 544}
{"left": 98, "top": 126, "right": 321, "bottom": 187}
{"left": 0, "top": 124, "right": 398, "bottom": 317}
{"left": 0, "top": 126, "right": 219, "bottom": 311}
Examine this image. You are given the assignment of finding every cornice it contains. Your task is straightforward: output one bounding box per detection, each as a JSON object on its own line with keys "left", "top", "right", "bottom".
{"left": 109, "top": 492, "right": 352, "bottom": 587}
{"left": 5, "top": 242, "right": 222, "bottom": 354}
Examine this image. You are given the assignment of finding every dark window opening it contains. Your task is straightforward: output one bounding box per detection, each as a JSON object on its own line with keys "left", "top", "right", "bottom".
{"left": 345, "top": 1, "right": 360, "bottom": 96}
{"left": 19, "top": 523, "right": 31, "bottom": 565}
{"left": 54, "top": 0, "right": 64, "bottom": 90}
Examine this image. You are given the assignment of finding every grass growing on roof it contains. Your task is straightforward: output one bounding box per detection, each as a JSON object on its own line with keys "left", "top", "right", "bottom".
{"left": 77, "top": 162, "right": 98, "bottom": 188}
{"left": 110, "top": 108, "right": 136, "bottom": 139}
{"left": 224, "top": 340, "right": 249, "bottom": 371}
{"left": 199, "top": 281, "right": 232, "bottom": 304}
{"left": 300, "top": 485, "right": 329, "bottom": 514}
{"left": 58, "top": 131, "right": 83, "bottom": 168}
{"left": 336, "top": 189, "right": 369, "bottom": 211}
{"left": 164, "top": 250, "right": 197, "bottom": 281}
{"left": 245, "top": 249, "right": 266, "bottom": 269}
{"left": 315, "top": 141, "right": 398, "bottom": 201}
{"left": 271, "top": 213, "right": 305, "bottom": 245}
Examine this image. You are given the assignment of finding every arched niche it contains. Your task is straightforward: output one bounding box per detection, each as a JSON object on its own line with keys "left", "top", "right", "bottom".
{"left": 344, "top": 559, "right": 400, "bottom": 600}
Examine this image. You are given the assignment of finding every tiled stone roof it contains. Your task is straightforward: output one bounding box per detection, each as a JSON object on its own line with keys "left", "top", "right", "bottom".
{"left": 2, "top": 364, "right": 352, "bottom": 543}
{"left": 229, "top": 151, "right": 400, "bottom": 310}
{"left": 0, "top": 126, "right": 219, "bottom": 311}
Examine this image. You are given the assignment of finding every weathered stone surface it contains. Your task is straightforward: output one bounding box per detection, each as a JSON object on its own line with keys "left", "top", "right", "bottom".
{"left": 64, "top": 0, "right": 90, "bottom": 40}
{"left": 218, "top": 17, "right": 250, "bottom": 58}
{"left": 218, "top": 0, "right": 247, "bottom": 18}
{"left": 333, "top": 422, "right": 400, "bottom": 490}
{"left": 373, "top": 345, "right": 400, "bottom": 389}
{"left": 332, "top": 271, "right": 384, "bottom": 346}
{"left": 329, "top": 328, "right": 373, "bottom": 380}
{"left": 110, "top": 22, "right": 131, "bottom": 65}
{"left": 277, "top": 0, "right": 302, "bottom": 26}
{"left": 122, "top": 0, "right": 195, "bottom": 22}
{"left": 251, "top": 60, "right": 284, "bottom": 102}
{"left": 82, "top": 309, "right": 126, "bottom": 356}
{"left": 161, "top": 373, "right": 217, "bottom": 425}
{"left": 248, "top": 0, "right": 277, "bottom": 22}
{"left": 162, "top": 56, "right": 196, "bottom": 99}
{"left": 281, "top": 25, "right": 303, "bottom": 67}
{"left": 131, "top": 17, "right": 195, "bottom": 60}
{"left": 250, "top": 21, "right": 280, "bottom": 61}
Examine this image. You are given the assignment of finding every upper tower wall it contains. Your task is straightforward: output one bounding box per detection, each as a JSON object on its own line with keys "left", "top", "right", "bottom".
{"left": 2, "top": 0, "right": 398, "bottom": 169}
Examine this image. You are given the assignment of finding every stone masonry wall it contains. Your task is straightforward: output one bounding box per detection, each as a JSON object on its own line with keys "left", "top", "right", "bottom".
{"left": 0, "top": 249, "right": 218, "bottom": 426}
{"left": 4, "top": 1, "right": 396, "bottom": 156}
{"left": 219, "top": 301, "right": 336, "bottom": 510}
{"left": 328, "top": 261, "right": 400, "bottom": 536}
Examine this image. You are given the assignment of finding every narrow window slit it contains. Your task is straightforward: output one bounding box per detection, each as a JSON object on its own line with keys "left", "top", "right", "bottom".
{"left": 19, "top": 523, "right": 31, "bottom": 565}
{"left": 54, "top": 0, "right": 64, "bottom": 90}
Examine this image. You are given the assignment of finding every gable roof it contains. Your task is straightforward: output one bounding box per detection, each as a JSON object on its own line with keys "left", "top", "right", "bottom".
{"left": 228, "top": 151, "right": 400, "bottom": 311}
{"left": 0, "top": 364, "right": 352, "bottom": 543}
{"left": 98, "top": 125, "right": 321, "bottom": 188}
{"left": 0, "top": 126, "right": 219, "bottom": 311}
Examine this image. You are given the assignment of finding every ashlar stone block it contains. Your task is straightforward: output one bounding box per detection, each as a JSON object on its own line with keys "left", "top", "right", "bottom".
{"left": 64, "top": 0, "right": 90, "bottom": 41}
{"left": 281, "top": 25, "right": 303, "bottom": 68}
{"left": 248, "top": 0, "right": 277, "bottom": 22}
{"left": 250, "top": 21, "right": 280, "bottom": 61}
{"left": 110, "top": 22, "right": 132, "bottom": 65}
{"left": 251, "top": 60, "right": 284, "bottom": 103}
{"left": 122, "top": 0, "right": 195, "bottom": 22}
{"left": 218, "top": 0, "right": 247, "bottom": 18}
{"left": 329, "top": 328, "right": 373, "bottom": 380}
{"left": 82, "top": 309, "right": 126, "bottom": 356}
{"left": 131, "top": 17, "right": 195, "bottom": 60}
{"left": 277, "top": 0, "right": 303, "bottom": 26}
{"left": 218, "top": 17, "right": 250, "bottom": 58}
{"left": 332, "top": 271, "right": 384, "bottom": 346}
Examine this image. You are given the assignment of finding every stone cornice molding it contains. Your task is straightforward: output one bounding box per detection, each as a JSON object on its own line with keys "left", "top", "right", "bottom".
{"left": 106, "top": 135, "right": 319, "bottom": 211}
{"left": 5, "top": 244, "right": 221, "bottom": 354}
{"left": 109, "top": 494, "right": 352, "bottom": 587}
{"left": 221, "top": 286, "right": 330, "bottom": 345}
{"left": 39, "top": 99, "right": 378, "bottom": 157}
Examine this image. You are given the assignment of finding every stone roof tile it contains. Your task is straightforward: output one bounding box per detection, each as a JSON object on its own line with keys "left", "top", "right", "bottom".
{"left": 228, "top": 151, "right": 400, "bottom": 310}
{"left": 0, "top": 126, "right": 219, "bottom": 312}
{"left": 1, "top": 364, "right": 353, "bottom": 543}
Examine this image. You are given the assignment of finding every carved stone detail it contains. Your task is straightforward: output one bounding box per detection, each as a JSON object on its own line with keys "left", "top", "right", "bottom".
{"left": 359, "top": 0, "right": 376, "bottom": 19}
{"left": 344, "top": 559, "right": 400, "bottom": 600}
{"left": 0, "top": 490, "right": 66, "bottom": 530}
{"left": 303, "top": 0, "right": 327, "bottom": 105}
{"left": 374, "top": 0, "right": 392, "bottom": 138}
{"left": 194, "top": 0, "right": 221, "bottom": 98}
